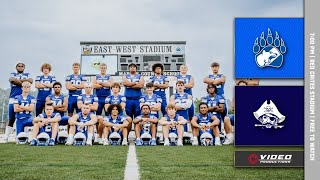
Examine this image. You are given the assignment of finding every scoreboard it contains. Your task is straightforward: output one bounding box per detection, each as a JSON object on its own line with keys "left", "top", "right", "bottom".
{"left": 80, "top": 41, "right": 187, "bottom": 97}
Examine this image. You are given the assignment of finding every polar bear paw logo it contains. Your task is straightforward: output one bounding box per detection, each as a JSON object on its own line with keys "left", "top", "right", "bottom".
{"left": 253, "top": 28, "right": 286, "bottom": 68}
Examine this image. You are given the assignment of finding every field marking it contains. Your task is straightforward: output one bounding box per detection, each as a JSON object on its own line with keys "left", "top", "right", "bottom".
{"left": 124, "top": 144, "right": 140, "bottom": 180}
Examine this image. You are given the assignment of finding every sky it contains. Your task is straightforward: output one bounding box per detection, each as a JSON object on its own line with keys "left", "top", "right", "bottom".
{"left": 0, "top": 0, "right": 303, "bottom": 100}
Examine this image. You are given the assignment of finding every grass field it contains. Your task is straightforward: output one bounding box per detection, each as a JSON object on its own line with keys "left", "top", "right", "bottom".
{"left": 0, "top": 144, "right": 128, "bottom": 180}
{"left": 0, "top": 144, "right": 303, "bottom": 180}
{"left": 136, "top": 146, "right": 304, "bottom": 180}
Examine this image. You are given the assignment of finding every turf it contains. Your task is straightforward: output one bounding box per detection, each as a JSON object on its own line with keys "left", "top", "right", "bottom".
{"left": 0, "top": 144, "right": 128, "bottom": 180}
{"left": 136, "top": 146, "right": 304, "bottom": 180}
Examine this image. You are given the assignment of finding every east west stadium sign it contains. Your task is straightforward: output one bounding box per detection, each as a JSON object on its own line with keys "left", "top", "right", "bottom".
{"left": 81, "top": 44, "right": 185, "bottom": 55}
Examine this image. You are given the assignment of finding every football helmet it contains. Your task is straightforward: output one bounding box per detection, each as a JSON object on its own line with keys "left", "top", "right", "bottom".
{"left": 16, "top": 132, "right": 29, "bottom": 144}
{"left": 109, "top": 132, "right": 122, "bottom": 146}
{"left": 37, "top": 132, "right": 50, "bottom": 146}
{"left": 200, "top": 132, "right": 214, "bottom": 146}
{"left": 73, "top": 132, "right": 86, "bottom": 146}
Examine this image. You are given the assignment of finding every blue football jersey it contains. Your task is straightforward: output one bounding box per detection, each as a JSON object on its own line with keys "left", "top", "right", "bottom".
{"left": 95, "top": 75, "right": 111, "bottom": 97}
{"left": 35, "top": 75, "right": 56, "bottom": 101}
{"left": 77, "top": 94, "right": 98, "bottom": 105}
{"left": 105, "top": 95, "right": 126, "bottom": 105}
{"left": 65, "top": 74, "right": 86, "bottom": 95}
{"left": 149, "top": 75, "right": 168, "bottom": 97}
{"left": 208, "top": 74, "right": 225, "bottom": 95}
{"left": 48, "top": 94, "right": 65, "bottom": 115}
{"left": 201, "top": 95, "right": 225, "bottom": 119}
{"left": 9, "top": 72, "right": 31, "bottom": 98}
{"left": 196, "top": 113, "right": 214, "bottom": 124}
{"left": 124, "top": 74, "right": 142, "bottom": 98}
{"left": 164, "top": 114, "right": 179, "bottom": 122}
{"left": 139, "top": 94, "right": 162, "bottom": 116}
{"left": 176, "top": 74, "right": 193, "bottom": 95}
{"left": 77, "top": 112, "right": 95, "bottom": 123}
{"left": 104, "top": 115, "right": 127, "bottom": 125}
{"left": 13, "top": 95, "right": 36, "bottom": 119}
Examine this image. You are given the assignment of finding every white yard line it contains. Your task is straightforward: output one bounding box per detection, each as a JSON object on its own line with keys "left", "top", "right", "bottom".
{"left": 124, "top": 144, "right": 140, "bottom": 180}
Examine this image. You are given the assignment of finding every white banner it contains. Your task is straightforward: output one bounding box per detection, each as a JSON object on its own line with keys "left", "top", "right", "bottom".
{"left": 81, "top": 44, "right": 185, "bottom": 55}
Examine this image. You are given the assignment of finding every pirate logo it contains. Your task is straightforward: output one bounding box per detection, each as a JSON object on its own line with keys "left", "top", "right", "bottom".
{"left": 253, "top": 100, "right": 285, "bottom": 129}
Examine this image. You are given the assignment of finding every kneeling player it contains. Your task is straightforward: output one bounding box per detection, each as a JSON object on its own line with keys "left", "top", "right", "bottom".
{"left": 30, "top": 103, "right": 61, "bottom": 146}
{"left": 101, "top": 104, "right": 131, "bottom": 146}
{"left": 133, "top": 105, "right": 158, "bottom": 146}
{"left": 191, "top": 102, "right": 221, "bottom": 146}
{"left": 65, "top": 103, "right": 97, "bottom": 146}
{"left": 158, "top": 104, "right": 187, "bottom": 146}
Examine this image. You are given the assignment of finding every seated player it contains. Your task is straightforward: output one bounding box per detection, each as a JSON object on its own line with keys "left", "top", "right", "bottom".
{"left": 158, "top": 104, "right": 187, "bottom": 146}
{"left": 170, "top": 81, "right": 192, "bottom": 132}
{"left": 133, "top": 104, "right": 158, "bottom": 146}
{"left": 65, "top": 103, "right": 97, "bottom": 146}
{"left": 191, "top": 102, "right": 221, "bottom": 146}
{"left": 101, "top": 104, "right": 131, "bottom": 146}
{"left": 139, "top": 82, "right": 162, "bottom": 118}
{"left": 77, "top": 82, "right": 98, "bottom": 112}
{"left": 14, "top": 81, "right": 36, "bottom": 143}
{"left": 97, "top": 83, "right": 127, "bottom": 144}
{"left": 223, "top": 96, "right": 235, "bottom": 145}
{"left": 46, "top": 82, "right": 69, "bottom": 125}
{"left": 30, "top": 103, "right": 61, "bottom": 146}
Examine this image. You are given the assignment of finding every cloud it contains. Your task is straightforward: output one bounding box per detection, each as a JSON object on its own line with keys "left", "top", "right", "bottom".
{"left": 0, "top": 0, "right": 303, "bottom": 100}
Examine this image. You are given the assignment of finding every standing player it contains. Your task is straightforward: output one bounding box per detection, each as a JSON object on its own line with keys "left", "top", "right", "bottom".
{"left": 201, "top": 84, "right": 225, "bottom": 126}
{"left": 191, "top": 102, "right": 221, "bottom": 146}
{"left": 65, "top": 103, "right": 97, "bottom": 146}
{"left": 35, "top": 63, "right": 56, "bottom": 116}
{"left": 122, "top": 63, "right": 144, "bottom": 119}
{"left": 65, "top": 62, "right": 86, "bottom": 117}
{"left": 30, "top": 103, "right": 61, "bottom": 146}
{"left": 176, "top": 64, "right": 195, "bottom": 120}
{"left": 170, "top": 81, "right": 192, "bottom": 132}
{"left": 13, "top": 82, "right": 36, "bottom": 142}
{"left": 139, "top": 82, "right": 162, "bottom": 118}
{"left": 101, "top": 104, "right": 131, "bottom": 146}
{"left": 77, "top": 83, "right": 98, "bottom": 112}
{"left": 46, "top": 82, "right": 69, "bottom": 125}
{"left": 4, "top": 63, "right": 33, "bottom": 142}
{"left": 134, "top": 104, "right": 158, "bottom": 146}
{"left": 203, "top": 62, "right": 228, "bottom": 119}
{"left": 159, "top": 104, "right": 187, "bottom": 146}
{"left": 149, "top": 63, "right": 168, "bottom": 116}
{"left": 92, "top": 63, "right": 113, "bottom": 116}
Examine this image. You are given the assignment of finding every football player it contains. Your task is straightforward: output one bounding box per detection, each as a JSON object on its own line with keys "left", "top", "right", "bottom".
{"left": 65, "top": 62, "right": 86, "bottom": 117}
{"left": 158, "top": 104, "right": 187, "bottom": 146}
{"left": 35, "top": 63, "right": 56, "bottom": 116}
{"left": 65, "top": 103, "right": 97, "bottom": 146}
{"left": 77, "top": 82, "right": 98, "bottom": 112}
{"left": 4, "top": 63, "right": 33, "bottom": 142}
{"left": 133, "top": 104, "right": 158, "bottom": 146}
{"left": 191, "top": 102, "right": 221, "bottom": 146}
{"left": 139, "top": 82, "right": 162, "bottom": 118}
{"left": 203, "top": 62, "right": 228, "bottom": 119}
{"left": 201, "top": 84, "right": 225, "bottom": 123}
{"left": 101, "top": 104, "right": 131, "bottom": 146}
{"left": 46, "top": 82, "right": 69, "bottom": 125}
{"left": 92, "top": 63, "right": 113, "bottom": 116}
{"left": 170, "top": 81, "right": 192, "bottom": 132}
{"left": 30, "top": 103, "right": 61, "bottom": 146}
{"left": 176, "top": 64, "right": 195, "bottom": 120}
{"left": 149, "top": 63, "right": 168, "bottom": 116}
{"left": 122, "top": 63, "right": 144, "bottom": 119}
{"left": 13, "top": 81, "right": 36, "bottom": 142}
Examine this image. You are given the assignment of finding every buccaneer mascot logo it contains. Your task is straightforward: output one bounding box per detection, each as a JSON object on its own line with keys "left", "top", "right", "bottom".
{"left": 253, "top": 100, "right": 285, "bottom": 129}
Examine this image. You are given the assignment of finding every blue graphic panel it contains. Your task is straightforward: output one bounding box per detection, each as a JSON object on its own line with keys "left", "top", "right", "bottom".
{"left": 235, "top": 18, "right": 304, "bottom": 78}
{"left": 235, "top": 86, "right": 304, "bottom": 146}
